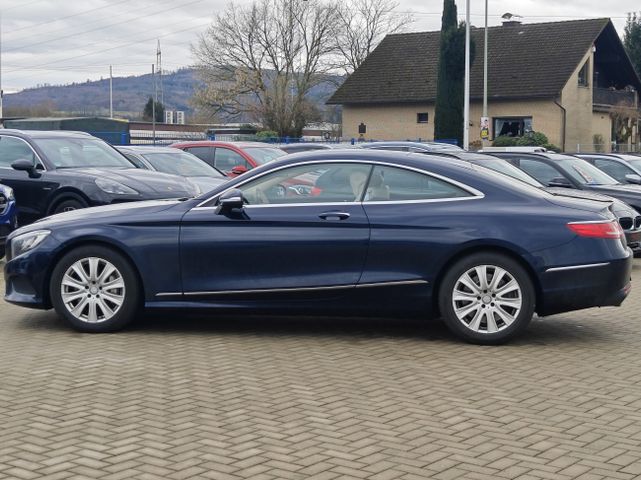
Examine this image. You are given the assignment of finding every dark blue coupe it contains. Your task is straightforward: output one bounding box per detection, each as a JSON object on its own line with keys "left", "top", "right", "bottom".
{"left": 3, "top": 150, "right": 633, "bottom": 344}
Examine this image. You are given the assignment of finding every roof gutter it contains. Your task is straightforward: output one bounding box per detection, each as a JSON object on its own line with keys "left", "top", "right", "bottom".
{"left": 554, "top": 97, "right": 566, "bottom": 152}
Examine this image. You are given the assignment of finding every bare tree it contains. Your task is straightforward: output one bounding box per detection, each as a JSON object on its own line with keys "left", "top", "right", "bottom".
{"left": 334, "top": 0, "right": 413, "bottom": 74}
{"left": 192, "top": 0, "right": 339, "bottom": 137}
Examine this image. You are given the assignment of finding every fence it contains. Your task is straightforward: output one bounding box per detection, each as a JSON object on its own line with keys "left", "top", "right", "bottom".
{"left": 575, "top": 143, "right": 640, "bottom": 154}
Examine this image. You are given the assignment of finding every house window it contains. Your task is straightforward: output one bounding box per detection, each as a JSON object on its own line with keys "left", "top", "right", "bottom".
{"left": 578, "top": 60, "right": 589, "bottom": 87}
{"left": 417, "top": 113, "right": 429, "bottom": 123}
{"left": 493, "top": 117, "right": 532, "bottom": 138}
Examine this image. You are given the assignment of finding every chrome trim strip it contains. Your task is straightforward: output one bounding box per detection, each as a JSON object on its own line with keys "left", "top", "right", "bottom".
{"left": 194, "top": 159, "right": 484, "bottom": 209}
{"left": 156, "top": 279, "right": 429, "bottom": 298}
{"left": 545, "top": 262, "right": 609, "bottom": 273}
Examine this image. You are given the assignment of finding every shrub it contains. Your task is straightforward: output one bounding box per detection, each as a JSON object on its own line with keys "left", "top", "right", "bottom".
{"left": 515, "top": 131, "right": 549, "bottom": 146}
{"left": 256, "top": 130, "right": 279, "bottom": 139}
{"left": 492, "top": 135, "right": 518, "bottom": 147}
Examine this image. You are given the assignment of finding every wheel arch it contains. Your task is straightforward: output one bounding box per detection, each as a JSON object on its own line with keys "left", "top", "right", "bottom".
{"left": 43, "top": 238, "right": 145, "bottom": 309}
{"left": 46, "top": 189, "right": 91, "bottom": 216}
{"left": 431, "top": 243, "right": 542, "bottom": 317}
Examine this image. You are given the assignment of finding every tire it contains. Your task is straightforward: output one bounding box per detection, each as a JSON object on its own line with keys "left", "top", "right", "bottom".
{"left": 50, "top": 245, "right": 141, "bottom": 332}
{"left": 52, "top": 198, "right": 88, "bottom": 215}
{"left": 438, "top": 252, "right": 535, "bottom": 345}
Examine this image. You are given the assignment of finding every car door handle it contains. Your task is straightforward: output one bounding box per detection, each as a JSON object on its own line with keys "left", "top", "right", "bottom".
{"left": 318, "top": 211, "right": 351, "bottom": 221}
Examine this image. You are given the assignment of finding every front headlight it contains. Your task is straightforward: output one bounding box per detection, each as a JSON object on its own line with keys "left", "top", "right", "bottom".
{"left": 95, "top": 178, "right": 139, "bottom": 195}
{"left": 10, "top": 230, "right": 50, "bottom": 258}
{"left": 2, "top": 187, "right": 14, "bottom": 200}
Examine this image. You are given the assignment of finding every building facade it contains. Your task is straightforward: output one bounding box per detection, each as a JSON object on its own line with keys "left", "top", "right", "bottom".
{"left": 329, "top": 18, "right": 641, "bottom": 152}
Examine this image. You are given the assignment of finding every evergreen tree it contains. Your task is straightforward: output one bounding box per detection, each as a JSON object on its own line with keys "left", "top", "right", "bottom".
{"left": 433, "top": 0, "right": 474, "bottom": 146}
{"left": 624, "top": 12, "right": 641, "bottom": 78}
{"left": 142, "top": 97, "right": 165, "bottom": 122}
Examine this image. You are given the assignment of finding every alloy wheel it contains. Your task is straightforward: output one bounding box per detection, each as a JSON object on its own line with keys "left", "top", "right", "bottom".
{"left": 60, "top": 257, "right": 126, "bottom": 323}
{"left": 451, "top": 265, "right": 522, "bottom": 334}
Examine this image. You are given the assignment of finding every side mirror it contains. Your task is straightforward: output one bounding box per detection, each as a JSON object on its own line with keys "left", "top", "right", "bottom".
{"left": 12, "top": 159, "right": 40, "bottom": 178}
{"left": 624, "top": 173, "right": 641, "bottom": 185}
{"left": 230, "top": 165, "right": 248, "bottom": 176}
{"left": 215, "top": 189, "right": 246, "bottom": 214}
{"left": 548, "top": 177, "right": 572, "bottom": 188}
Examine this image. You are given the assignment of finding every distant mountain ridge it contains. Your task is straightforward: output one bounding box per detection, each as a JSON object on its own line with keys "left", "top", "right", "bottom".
{"left": 4, "top": 68, "right": 342, "bottom": 122}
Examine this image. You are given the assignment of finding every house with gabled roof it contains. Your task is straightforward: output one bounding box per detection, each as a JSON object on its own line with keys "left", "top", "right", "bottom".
{"left": 327, "top": 18, "right": 641, "bottom": 151}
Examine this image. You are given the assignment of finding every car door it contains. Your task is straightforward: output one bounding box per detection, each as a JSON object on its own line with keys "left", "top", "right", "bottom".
{"left": 183, "top": 146, "right": 214, "bottom": 167}
{"left": 213, "top": 147, "right": 251, "bottom": 175}
{"left": 359, "top": 164, "right": 479, "bottom": 289}
{"left": 179, "top": 161, "right": 372, "bottom": 300}
{"left": 0, "top": 135, "right": 57, "bottom": 224}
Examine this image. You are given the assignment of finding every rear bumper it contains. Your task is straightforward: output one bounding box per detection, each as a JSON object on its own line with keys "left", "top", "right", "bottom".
{"left": 537, "top": 252, "right": 633, "bottom": 316}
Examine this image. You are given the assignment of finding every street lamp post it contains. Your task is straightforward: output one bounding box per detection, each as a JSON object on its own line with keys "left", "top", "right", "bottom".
{"left": 482, "top": 0, "right": 489, "bottom": 147}
{"left": 463, "top": 0, "right": 471, "bottom": 149}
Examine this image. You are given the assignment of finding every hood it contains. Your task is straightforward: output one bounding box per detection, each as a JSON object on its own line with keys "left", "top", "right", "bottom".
{"left": 13, "top": 199, "right": 184, "bottom": 236}
{"left": 187, "top": 176, "right": 228, "bottom": 195}
{"left": 69, "top": 168, "right": 199, "bottom": 197}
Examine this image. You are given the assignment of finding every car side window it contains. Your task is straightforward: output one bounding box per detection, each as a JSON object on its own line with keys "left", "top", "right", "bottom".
{"left": 214, "top": 148, "right": 248, "bottom": 171}
{"left": 593, "top": 159, "right": 632, "bottom": 182}
{"left": 185, "top": 147, "right": 213, "bottom": 165}
{"left": 0, "top": 136, "right": 37, "bottom": 168}
{"left": 364, "top": 165, "right": 471, "bottom": 202}
{"left": 518, "top": 159, "right": 561, "bottom": 185}
{"left": 234, "top": 162, "right": 372, "bottom": 205}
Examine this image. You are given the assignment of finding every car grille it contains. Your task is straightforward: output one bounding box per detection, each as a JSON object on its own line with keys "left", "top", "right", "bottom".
{"left": 0, "top": 193, "right": 7, "bottom": 215}
{"left": 636, "top": 216, "right": 641, "bottom": 230}
{"left": 619, "top": 217, "right": 633, "bottom": 230}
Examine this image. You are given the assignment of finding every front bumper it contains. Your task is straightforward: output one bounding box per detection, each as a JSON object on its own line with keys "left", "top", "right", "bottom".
{"left": 624, "top": 229, "right": 641, "bottom": 255}
{"left": 537, "top": 251, "right": 633, "bottom": 316}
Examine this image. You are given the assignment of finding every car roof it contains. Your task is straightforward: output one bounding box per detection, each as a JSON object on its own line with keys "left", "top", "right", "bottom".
{"left": 170, "top": 140, "right": 281, "bottom": 148}
{"left": 0, "top": 129, "right": 94, "bottom": 139}
{"left": 359, "top": 141, "right": 461, "bottom": 150}
{"left": 117, "top": 146, "right": 184, "bottom": 154}
{"left": 491, "top": 151, "right": 578, "bottom": 161}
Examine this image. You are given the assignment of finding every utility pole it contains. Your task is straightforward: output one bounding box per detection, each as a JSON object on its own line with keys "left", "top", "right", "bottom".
{"left": 0, "top": 12, "right": 4, "bottom": 121}
{"left": 109, "top": 65, "right": 113, "bottom": 119}
{"left": 463, "top": 0, "right": 471, "bottom": 150}
{"left": 152, "top": 64, "right": 156, "bottom": 145}
{"left": 482, "top": 0, "right": 489, "bottom": 147}
{"left": 156, "top": 40, "right": 163, "bottom": 105}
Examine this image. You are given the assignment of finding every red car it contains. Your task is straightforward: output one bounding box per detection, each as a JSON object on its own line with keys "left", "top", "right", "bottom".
{"left": 170, "top": 141, "right": 287, "bottom": 177}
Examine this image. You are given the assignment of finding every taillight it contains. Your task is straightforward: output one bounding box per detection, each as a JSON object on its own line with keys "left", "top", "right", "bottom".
{"left": 310, "top": 187, "right": 323, "bottom": 196}
{"left": 567, "top": 221, "right": 624, "bottom": 239}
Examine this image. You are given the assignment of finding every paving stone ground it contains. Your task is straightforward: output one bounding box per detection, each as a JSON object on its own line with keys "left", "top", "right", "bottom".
{"left": 1, "top": 259, "right": 641, "bottom": 480}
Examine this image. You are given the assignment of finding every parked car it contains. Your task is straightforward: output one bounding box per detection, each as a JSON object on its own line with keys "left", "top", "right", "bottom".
{"left": 359, "top": 141, "right": 462, "bottom": 153}
{"left": 422, "top": 151, "right": 641, "bottom": 255}
{"left": 481, "top": 146, "right": 548, "bottom": 153}
{"left": 0, "top": 183, "right": 18, "bottom": 259}
{"left": 279, "top": 143, "right": 334, "bottom": 154}
{"left": 116, "top": 146, "right": 229, "bottom": 194}
{"left": 574, "top": 153, "right": 641, "bottom": 185}
{"left": 4, "top": 150, "right": 632, "bottom": 344}
{"left": 0, "top": 130, "right": 200, "bottom": 225}
{"left": 489, "top": 151, "right": 641, "bottom": 213}
{"left": 170, "top": 141, "right": 287, "bottom": 177}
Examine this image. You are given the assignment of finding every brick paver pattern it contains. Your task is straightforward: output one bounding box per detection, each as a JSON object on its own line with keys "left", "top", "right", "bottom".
{"left": 1, "top": 260, "right": 641, "bottom": 480}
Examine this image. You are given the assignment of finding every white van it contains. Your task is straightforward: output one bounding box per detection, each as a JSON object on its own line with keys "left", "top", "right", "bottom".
{"left": 480, "top": 146, "right": 548, "bottom": 153}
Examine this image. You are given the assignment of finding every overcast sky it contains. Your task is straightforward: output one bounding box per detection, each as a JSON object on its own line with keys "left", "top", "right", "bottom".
{"left": 1, "top": 0, "right": 637, "bottom": 92}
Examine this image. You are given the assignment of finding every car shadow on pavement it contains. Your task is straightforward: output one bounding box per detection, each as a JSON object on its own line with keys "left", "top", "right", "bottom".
{"left": 12, "top": 307, "right": 610, "bottom": 347}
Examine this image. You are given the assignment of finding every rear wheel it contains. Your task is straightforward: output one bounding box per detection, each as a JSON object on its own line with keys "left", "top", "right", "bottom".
{"left": 438, "top": 253, "right": 535, "bottom": 344}
{"left": 50, "top": 246, "right": 141, "bottom": 332}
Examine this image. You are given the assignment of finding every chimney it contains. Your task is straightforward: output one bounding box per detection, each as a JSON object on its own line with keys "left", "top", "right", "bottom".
{"left": 501, "top": 13, "right": 523, "bottom": 26}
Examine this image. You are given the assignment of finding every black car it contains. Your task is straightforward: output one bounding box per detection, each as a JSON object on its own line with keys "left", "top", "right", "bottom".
{"left": 279, "top": 143, "right": 334, "bottom": 154}
{"left": 489, "top": 152, "right": 641, "bottom": 212}
{"left": 0, "top": 130, "right": 200, "bottom": 225}
{"left": 410, "top": 150, "right": 641, "bottom": 255}
{"left": 574, "top": 153, "right": 641, "bottom": 185}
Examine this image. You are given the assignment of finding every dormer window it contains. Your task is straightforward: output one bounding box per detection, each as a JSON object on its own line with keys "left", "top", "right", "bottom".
{"left": 578, "top": 60, "right": 589, "bottom": 87}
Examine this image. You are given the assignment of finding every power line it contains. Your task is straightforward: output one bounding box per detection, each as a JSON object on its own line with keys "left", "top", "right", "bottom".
{"left": 3, "top": 0, "right": 206, "bottom": 54}
{"left": 3, "top": 0, "right": 46, "bottom": 12}
{"left": 4, "top": 20, "right": 209, "bottom": 75}
{"left": 4, "top": 0, "right": 132, "bottom": 35}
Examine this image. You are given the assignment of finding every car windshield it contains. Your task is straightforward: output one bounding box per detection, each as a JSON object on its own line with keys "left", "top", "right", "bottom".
{"left": 555, "top": 158, "right": 619, "bottom": 185}
{"left": 141, "top": 152, "right": 225, "bottom": 178}
{"left": 627, "top": 159, "right": 641, "bottom": 171}
{"left": 473, "top": 158, "right": 543, "bottom": 187}
{"left": 244, "top": 147, "right": 287, "bottom": 165}
{"left": 33, "top": 137, "right": 135, "bottom": 169}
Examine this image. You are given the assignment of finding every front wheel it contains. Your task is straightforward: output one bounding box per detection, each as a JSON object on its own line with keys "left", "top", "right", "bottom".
{"left": 50, "top": 246, "right": 141, "bottom": 332}
{"left": 52, "top": 198, "right": 88, "bottom": 215}
{"left": 438, "top": 253, "right": 535, "bottom": 344}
